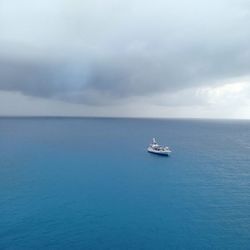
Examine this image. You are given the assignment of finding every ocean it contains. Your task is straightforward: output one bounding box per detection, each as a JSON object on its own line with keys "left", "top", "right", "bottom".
{"left": 0, "top": 117, "right": 250, "bottom": 249}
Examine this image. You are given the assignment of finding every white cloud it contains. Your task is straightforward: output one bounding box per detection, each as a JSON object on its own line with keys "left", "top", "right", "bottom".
{"left": 197, "top": 81, "right": 250, "bottom": 106}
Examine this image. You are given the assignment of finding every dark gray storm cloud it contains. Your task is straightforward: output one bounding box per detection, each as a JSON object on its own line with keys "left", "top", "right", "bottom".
{"left": 0, "top": 0, "right": 250, "bottom": 105}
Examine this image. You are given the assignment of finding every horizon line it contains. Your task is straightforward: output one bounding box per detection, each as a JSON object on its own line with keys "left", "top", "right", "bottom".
{"left": 0, "top": 115, "right": 249, "bottom": 121}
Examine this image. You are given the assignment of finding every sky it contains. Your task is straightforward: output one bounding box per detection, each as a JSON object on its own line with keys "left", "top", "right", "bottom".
{"left": 0, "top": 0, "right": 250, "bottom": 118}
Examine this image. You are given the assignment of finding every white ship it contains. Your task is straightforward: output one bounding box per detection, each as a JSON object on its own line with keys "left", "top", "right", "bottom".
{"left": 147, "top": 138, "right": 171, "bottom": 156}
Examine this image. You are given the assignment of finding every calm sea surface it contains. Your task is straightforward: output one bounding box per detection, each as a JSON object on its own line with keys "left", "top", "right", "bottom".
{"left": 0, "top": 118, "right": 250, "bottom": 249}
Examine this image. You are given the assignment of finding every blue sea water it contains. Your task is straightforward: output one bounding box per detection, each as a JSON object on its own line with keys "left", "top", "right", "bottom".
{"left": 0, "top": 117, "right": 250, "bottom": 250}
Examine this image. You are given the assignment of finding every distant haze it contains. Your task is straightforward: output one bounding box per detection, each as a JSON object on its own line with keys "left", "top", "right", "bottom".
{"left": 0, "top": 0, "right": 250, "bottom": 118}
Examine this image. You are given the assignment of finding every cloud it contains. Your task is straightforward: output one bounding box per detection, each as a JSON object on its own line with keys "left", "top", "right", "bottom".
{"left": 0, "top": 0, "right": 250, "bottom": 107}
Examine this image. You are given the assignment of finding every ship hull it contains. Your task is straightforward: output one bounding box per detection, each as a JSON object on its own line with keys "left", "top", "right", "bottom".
{"left": 147, "top": 147, "right": 171, "bottom": 156}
